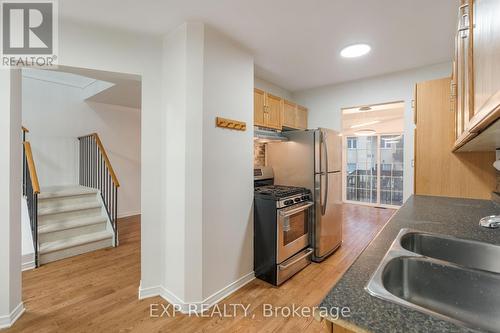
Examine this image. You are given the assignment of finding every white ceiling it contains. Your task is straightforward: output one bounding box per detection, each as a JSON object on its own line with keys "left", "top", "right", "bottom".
{"left": 342, "top": 102, "right": 404, "bottom": 134}
{"left": 22, "top": 68, "right": 97, "bottom": 88}
{"left": 60, "top": 0, "right": 458, "bottom": 91}
{"left": 24, "top": 66, "right": 141, "bottom": 109}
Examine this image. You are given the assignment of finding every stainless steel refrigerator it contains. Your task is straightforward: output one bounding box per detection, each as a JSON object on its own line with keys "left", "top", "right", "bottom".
{"left": 267, "top": 128, "right": 342, "bottom": 262}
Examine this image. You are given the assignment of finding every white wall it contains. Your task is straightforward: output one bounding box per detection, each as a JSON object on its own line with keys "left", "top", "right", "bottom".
{"left": 293, "top": 62, "right": 452, "bottom": 201}
{"left": 160, "top": 22, "right": 254, "bottom": 309}
{"left": 0, "top": 70, "right": 23, "bottom": 328}
{"left": 5, "top": 19, "right": 255, "bottom": 322}
{"left": 254, "top": 77, "right": 293, "bottom": 100}
{"left": 57, "top": 19, "right": 164, "bottom": 296}
{"left": 202, "top": 26, "right": 254, "bottom": 300}
{"left": 22, "top": 76, "right": 141, "bottom": 217}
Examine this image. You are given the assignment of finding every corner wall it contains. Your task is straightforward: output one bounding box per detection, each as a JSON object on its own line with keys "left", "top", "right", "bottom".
{"left": 57, "top": 19, "right": 165, "bottom": 296}
{"left": 202, "top": 25, "right": 254, "bottom": 301}
{"left": 156, "top": 22, "right": 254, "bottom": 311}
{"left": 0, "top": 70, "right": 23, "bottom": 329}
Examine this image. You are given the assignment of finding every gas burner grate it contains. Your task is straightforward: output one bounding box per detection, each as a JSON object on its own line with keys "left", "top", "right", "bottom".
{"left": 254, "top": 185, "right": 308, "bottom": 199}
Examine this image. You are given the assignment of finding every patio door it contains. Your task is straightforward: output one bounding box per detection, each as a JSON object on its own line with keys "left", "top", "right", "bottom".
{"left": 345, "top": 134, "right": 404, "bottom": 207}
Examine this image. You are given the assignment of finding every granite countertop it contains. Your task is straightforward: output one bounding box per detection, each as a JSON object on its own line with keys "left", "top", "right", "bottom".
{"left": 319, "top": 195, "right": 500, "bottom": 333}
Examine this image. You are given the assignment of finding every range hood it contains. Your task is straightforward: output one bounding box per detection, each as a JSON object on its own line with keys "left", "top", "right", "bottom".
{"left": 254, "top": 127, "right": 289, "bottom": 143}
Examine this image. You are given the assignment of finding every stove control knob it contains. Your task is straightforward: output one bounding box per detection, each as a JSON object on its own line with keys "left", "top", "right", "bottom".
{"left": 294, "top": 198, "right": 301, "bottom": 203}
{"left": 301, "top": 195, "right": 309, "bottom": 201}
{"left": 284, "top": 200, "right": 294, "bottom": 205}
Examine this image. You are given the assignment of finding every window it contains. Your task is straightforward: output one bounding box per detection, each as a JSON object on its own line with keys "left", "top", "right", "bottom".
{"left": 347, "top": 163, "right": 356, "bottom": 174}
{"left": 347, "top": 138, "right": 357, "bottom": 149}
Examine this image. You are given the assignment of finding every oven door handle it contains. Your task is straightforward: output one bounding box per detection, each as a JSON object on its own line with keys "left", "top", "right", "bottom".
{"left": 279, "top": 248, "right": 314, "bottom": 270}
{"left": 279, "top": 202, "right": 314, "bottom": 217}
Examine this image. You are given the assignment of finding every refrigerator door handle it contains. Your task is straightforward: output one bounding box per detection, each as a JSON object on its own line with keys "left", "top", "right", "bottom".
{"left": 321, "top": 130, "right": 329, "bottom": 216}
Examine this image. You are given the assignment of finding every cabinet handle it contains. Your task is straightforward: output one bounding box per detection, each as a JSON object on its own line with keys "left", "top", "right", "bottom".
{"left": 450, "top": 82, "right": 457, "bottom": 97}
{"left": 458, "top": 3, "right": 470, "bottom": 37}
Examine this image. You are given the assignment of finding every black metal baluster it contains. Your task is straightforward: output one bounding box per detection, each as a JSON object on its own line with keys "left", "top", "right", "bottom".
{"left": 93, "top": 137, "right": 95, "bottom": 187}
{"left": 114, "top": 186, "right": 118, "bottom": 246}
{"left": 78, "top": 139, "right": 81, "bottom": 185}
{"left": 83, "top": 137, "right": 86, "bottom": 186}
{"left": 33, "top": 192, "right": 38, "bottom": 267}
{"left": 108, "top": 173, "right": 111, "bottom": 210}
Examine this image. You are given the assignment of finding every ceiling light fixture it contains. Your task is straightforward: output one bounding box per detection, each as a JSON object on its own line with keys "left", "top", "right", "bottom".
{"left": 350, "top": 120, "right": 380, "bottom": 129}
{"left": 358, "top": 106, "right": 372, "bottom": 112}
{"left": 340, "top": 44, "right": 371, "bottom": 58}
{"left": 354, "top": 129, "right": 376, "bottom": 136}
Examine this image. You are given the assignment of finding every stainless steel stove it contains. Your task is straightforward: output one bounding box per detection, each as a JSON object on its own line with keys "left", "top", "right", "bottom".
{"left": 254, "top": 185, "right": 312, "bottom": 208}
{"left": 254, "top": 166, "right": 313, "bottom": 286}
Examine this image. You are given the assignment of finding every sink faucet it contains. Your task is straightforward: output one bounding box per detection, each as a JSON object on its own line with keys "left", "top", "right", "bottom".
{"left": 480, "top": 215, "right": 500, "bottom": 228}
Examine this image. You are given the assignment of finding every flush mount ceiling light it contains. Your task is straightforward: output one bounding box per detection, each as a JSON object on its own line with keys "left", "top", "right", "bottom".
{"left": 354, "top": 129, "right": 377, "bottom": 136}
{"left": 351, "top": 120, "right": 380, "bottom": 129}
{"left": 340, "top": 44, "right": 371, "bottom": 58}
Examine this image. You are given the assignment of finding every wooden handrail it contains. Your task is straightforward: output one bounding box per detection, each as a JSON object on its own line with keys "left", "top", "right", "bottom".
{"left": 79, "top": 133, "right": 120, "bottom": 187}
{"left": 23, "top": 142, "right": 40, "bottom": 194}
{"left": 22, "top": 126, "right": 29, "bottom": 133}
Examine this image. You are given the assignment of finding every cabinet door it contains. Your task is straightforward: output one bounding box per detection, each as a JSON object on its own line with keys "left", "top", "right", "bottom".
{"left": 282, "top": 100, "right": 297, "bottom": 128}
{"left": 296, "top": 105, "right": 308, "bottom": 129}
{"left": 473, "top": 0, "right": 500, "bottom": 116}
{"left": 254, "top": 89, "right": 266, "bottom": 127}
{"left": 415, "top": 78, "right": 495, "bottom": 200}
{"left": 265, "top": 93, "right": 283, "bottom": 130}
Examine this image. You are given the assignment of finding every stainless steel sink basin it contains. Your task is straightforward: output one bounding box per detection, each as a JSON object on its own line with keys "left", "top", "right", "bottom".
{"left": 400, "top": 231, "right": 500, "bottom": 274}
{"left": 383, "top": 257, "right": 500, "bottom": 332}
{"left": 366, "top": 229, "right": 500, "bottom": 332}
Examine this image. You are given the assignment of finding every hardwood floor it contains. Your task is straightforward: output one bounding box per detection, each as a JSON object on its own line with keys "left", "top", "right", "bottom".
{"left": 6, "top": 205, "right": 395, "bottom": 333}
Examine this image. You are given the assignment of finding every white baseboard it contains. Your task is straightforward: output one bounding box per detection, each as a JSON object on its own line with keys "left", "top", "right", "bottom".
{"left": 138, "top": 271, "right": 255, "bottom": 314}
{"left": 118, "top": 211, "right": 141, "bottom": 219}
{"left": 201, "top": 271, "right": 255, "bottom": 312}
{"left": 0, "top": 302, "right": 25, "bottom": 329}
{"left": 22, "top": 253, "right": 35, "bottom": 271}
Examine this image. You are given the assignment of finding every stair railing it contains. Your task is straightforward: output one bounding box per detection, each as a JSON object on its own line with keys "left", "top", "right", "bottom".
{"left": 23, "top": 141, "right": 40, "bottom": 267}
{"left": 78, "top": 133, "right": 120, "bottom": 246}
{"left": 22, "top": 126, "right": 29, "bottom": 195}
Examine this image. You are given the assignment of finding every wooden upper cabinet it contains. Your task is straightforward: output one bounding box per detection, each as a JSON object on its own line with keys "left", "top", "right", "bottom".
{"left": 282, "top": 100, "right": 297, "bottom": 128}
{"left": 471, "top": 0, "right": 500, "bottom": 125}
{"left": 454, "top": 0, "right": 474, "bottom": 141}
{"left": 265, "top": 94, "right": 283, "bottom": 130}
{"left": 254, "top": 89, "right": 266, "bottom": 127}
{"left": 253, "top": 88, "right": 308, "bottom": 130}
{"left": 452, "top": 0, "right": 500, "bottom": 150}
{"left": 296, "top": 105, "right": 308, "bottom": 129}
{"left": 253, "top": 89, "right": 283, "bottom": 130}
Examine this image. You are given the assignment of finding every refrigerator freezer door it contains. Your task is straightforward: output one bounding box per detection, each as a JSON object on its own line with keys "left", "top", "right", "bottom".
{"left": 321, "top": 128, "right": 342, "bottom": 172}
{"left": 313, "top": 171, "right": 342, "bottom": 261}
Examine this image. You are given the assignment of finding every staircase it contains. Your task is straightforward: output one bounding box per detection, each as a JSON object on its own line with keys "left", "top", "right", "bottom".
{"left": 37, "top": 186, "right": 115, "bottom": 265}
{"left": 23, "top": 128, "right": 120, "bottom": 267}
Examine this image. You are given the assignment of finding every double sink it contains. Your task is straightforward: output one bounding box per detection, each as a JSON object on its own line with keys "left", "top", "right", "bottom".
{"left": 366, "top": 229, "right": 500, "bottom": 332}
